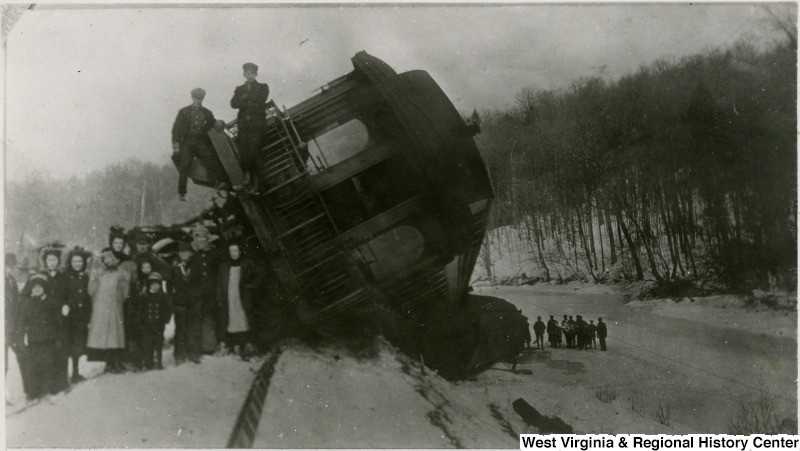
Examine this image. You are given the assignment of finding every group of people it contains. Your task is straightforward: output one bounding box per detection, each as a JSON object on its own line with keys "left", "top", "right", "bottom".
{"left": 5, "top": 223, "right": 266, "bottom": 403}
{"left": 528, "top": 315, "right": 608, "bottom": 351}
{"left": 172, "top": 62, "right": 270, "bottom": 200}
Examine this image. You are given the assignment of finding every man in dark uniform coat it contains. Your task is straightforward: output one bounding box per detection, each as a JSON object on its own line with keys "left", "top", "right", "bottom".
{"left": 533, "top": 316, "right": 546, "bottom": 350}
{"left": 171, "top": 88, "right": 225, "bottom": 200}
{"left": 597, "top": 317, "right": 608, "bottom": 351}
{"left": 230, "top": 62, "right": 270, "bottom": 182}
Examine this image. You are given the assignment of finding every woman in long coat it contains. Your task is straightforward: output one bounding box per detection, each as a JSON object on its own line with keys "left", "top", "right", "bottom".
{"left": 64, "top": 247, "right": 91, "bottom": 382}
{"left": 87, "top": 248, "right": 130, "bottom": 373}
{"left": 216, "top": 242, "right": 263, "bottom": 359}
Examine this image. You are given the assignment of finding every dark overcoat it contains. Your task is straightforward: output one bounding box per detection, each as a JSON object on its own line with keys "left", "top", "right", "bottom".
{"left": 596, "top": 322, "right": 608, "bottom": 338}
{"left": 230, "top": 81, "right": 270, "bottom": 128}
{"left": 170, "top": 261, "right": 196, "bottom": 308}
{"left": 171, "top": 105, "right": 218, "bottom": 145}
{"left": 190, "top": 247, "right": 220, "bottom": 314}
{"left": 18, "top": 294, "right": 62, "bottom": 345}
{"left": 64, "top": 269, "right": 91, "bottom": 326}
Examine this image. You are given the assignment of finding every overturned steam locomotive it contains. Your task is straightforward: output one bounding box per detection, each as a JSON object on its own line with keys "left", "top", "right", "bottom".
{"left": 164, "top": 51, "right": 527, "bottom": 378}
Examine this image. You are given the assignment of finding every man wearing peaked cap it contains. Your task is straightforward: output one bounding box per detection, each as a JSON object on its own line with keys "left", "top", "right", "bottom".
{"left": 231, "top": 62, "right": 270, "bottom": 184}
{"left": 171, "top": 87, "right": 226, "bottom": 201}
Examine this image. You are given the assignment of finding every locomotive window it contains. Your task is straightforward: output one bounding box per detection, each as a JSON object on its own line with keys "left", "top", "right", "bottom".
{"left": 319, "top": 157, "right": 418, "bottom": 232}
{"left": 358, "top": 226, "right": 425, "bottom": 281}
{"left": 308, "top": 119, "right": 369, "bottom": 168}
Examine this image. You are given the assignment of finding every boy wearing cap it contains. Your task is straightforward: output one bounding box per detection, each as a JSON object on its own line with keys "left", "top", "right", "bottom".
{"left": 17, "top": 275, "right": 62, "bottom": 401}
{"left": 230, "top": 62, "right": 270, "bottom": 182}
{"left": 171, "top": 88, "right": 226, "bottom": 200}
{"left": 137, "top": 272, "right": 171, "bottom": 370}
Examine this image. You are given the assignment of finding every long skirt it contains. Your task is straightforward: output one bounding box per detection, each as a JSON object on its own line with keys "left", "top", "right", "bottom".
{"left": 21, "top": 342, "right": 58, "bottom": 399}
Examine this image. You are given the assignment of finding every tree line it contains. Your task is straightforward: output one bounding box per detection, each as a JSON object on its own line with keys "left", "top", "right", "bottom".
{"left": 5, "top": 160, "right": 211, "bottom": 259}
{"left": 475, "top": 38, "right": 796, "bottom": 294}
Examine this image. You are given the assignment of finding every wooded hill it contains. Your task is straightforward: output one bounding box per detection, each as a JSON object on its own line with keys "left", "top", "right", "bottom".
{"left": 475, "top": 39, "right": 796, "bottom": 294}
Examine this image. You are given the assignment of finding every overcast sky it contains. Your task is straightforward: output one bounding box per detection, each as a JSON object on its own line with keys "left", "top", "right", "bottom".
{"left": 4, "top": 3, "right": 790, "bottom": 179}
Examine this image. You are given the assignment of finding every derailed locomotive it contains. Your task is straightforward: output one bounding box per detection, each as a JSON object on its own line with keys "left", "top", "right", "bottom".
{"left": 174, "top": 51, "right": 526, "bottom": 378}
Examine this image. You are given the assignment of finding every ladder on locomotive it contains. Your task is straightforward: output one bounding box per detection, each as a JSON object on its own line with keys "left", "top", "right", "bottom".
{"left": 247, "top": 103, "right": 368, "bottom": 315}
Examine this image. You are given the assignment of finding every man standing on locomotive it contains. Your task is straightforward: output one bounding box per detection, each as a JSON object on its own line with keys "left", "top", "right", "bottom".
{"left": 171, "top": 88, "right": 225, "bottom": 201}
{"left": 230, "top": 62, "right": 270, "bottom": 188}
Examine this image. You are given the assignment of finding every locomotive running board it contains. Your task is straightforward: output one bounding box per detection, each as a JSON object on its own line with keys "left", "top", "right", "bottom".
{"left": 207, "top": 129, "right": 246, "bottom": 188}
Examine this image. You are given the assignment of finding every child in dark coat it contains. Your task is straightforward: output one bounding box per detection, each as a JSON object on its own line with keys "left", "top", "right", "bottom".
{"left": 137, "top": 272, "right": 171, "bottom": 370}
{"left": 17, "top": 275, "right": 63, "bottom": 401}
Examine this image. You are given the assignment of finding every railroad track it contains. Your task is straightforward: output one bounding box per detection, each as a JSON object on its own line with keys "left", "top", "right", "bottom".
{"left": 227, "top": 349, "right": 283, "bottom": 448}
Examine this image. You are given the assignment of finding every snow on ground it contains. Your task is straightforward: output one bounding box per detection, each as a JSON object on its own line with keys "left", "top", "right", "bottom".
{"left": 456, "top": 359, "right": 692, "bottom": 436}
{"left": 5, "top": 346, "right": 260, "bottom": 448}
{"left": 479, "top": 284, "right": 797, "bottom": 434}
{"left": 255, "top": 340, "right": 518, "bottom": 448}
{"left": 627, "top": 295, "right": 797, "bottom": 340}
{"left": 7, "top": 279, "right": 794, "bottom": 447}
{"left": 254, "top": 338, "right": 680, "bottom": 448}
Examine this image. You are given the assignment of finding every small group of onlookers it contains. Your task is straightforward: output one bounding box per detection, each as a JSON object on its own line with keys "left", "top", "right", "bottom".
{"left": 527, "top": 314, "right": 608, "bottom": 351}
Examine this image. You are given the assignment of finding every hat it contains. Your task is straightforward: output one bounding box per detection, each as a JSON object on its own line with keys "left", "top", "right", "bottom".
{"left": 147, "top": 272, "right": 163, "bottom": 282}
{"left": 28, "top": 274, "right": 48, "bottom": 289}
{"left": 136, "top": 234, "right": 153, "bottom": 245}
{"left": 191, "top": 88, "right": 206, "bottom": 99}
{"left": 242, "top": 62, "right": 258, "bottom": 72}
{"left": 192, "top": 223, "right": 210, "bottom": 238}
{"left": 178, "top": 241, "right": 193, "bottom": 252}
{"left": 5, "top": 253, "right": 17, "bottom": 267}
{"left": 41, "top": 246, "right": 63, "bottom": 262}
{"left": 108, "top": 226, "right": 127, "bottom": 246}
